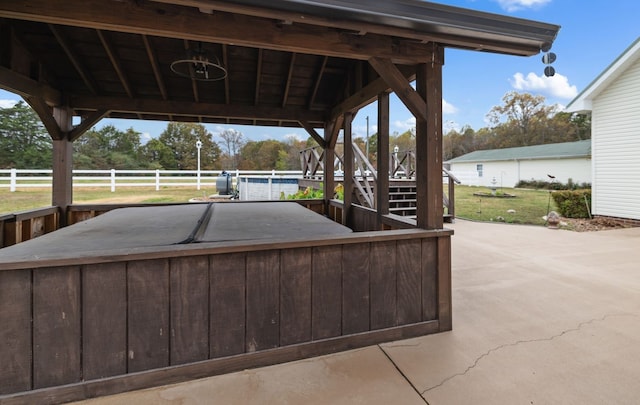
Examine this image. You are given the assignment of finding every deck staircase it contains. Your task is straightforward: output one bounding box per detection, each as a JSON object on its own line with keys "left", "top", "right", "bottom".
{"left": 389, "top": 183, "right": 417, "bottom": 217}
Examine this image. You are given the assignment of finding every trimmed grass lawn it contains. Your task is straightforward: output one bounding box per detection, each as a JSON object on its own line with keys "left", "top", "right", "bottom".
{"left": 2, "top": 184, "right": 557, "bottom": 227}
{"left": 453, "top": 185, "right": 557, "bottom": 226}
{"left": 0, "top": 187, "right": 211, "bottom": 215}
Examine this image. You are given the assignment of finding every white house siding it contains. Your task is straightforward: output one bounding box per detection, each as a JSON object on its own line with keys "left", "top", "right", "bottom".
{"left": 591, "top": 57, "right": 640, "bottom": 220}
{"left": 518, "top": 158, "right": 591, "bottom": 185}
{"left": 450, "top": 158, "right": 590, "bottom": 188}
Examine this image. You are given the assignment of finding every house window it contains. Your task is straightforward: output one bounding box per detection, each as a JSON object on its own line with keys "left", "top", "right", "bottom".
{"left": 476, "top": 164, "right": 483, "bottom": 178}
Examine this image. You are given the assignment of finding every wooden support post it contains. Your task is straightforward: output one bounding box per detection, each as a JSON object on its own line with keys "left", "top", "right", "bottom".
{"left": 415, "top": 46, "right": 444, "bottom": 230}
{"left": 376, "top": 92, "right": 390, "bottom": 229}
{"left": 52, "top": 106, "right": 73, "bottom": 226}
{"left": 343, "top": 112, "right": 353, "bottom": 227}
{"left": 323, "top": 121, "right": 335, "bottom": 217}
{"left": 52, "top": 138, "right": 73, "bottom": 225}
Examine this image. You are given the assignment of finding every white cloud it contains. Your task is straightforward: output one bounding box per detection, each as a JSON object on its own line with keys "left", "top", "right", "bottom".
{"left": 510, "top": 72, "right": 578, "bottom": 99}
{"left": 394, "top": 116, "right": 416, "bottom": 132}
{"left": 283, "top": 133, "right": 303, "bottom": 143}
{"left": 0, "top": 99, "right": 18, "bottom": 108}
{"left": 443, "top": 99, "right": 458, "bottom": 114}
{"left": 140, "top": 132, "right": 152, "bottom": 144}
{"left": 496, "top": 0, "right": 551, "bottom": 12}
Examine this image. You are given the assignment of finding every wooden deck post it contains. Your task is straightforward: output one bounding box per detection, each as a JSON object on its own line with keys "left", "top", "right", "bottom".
{"left": 323, "top": 121, "right": 335, "bottom": 217}
{"left": 52, "top": 106, "right": 73, "bottom": 226}
{"left": 343, "top": 112, "right": 354, "bottom": 227}
{"left": 415, "top": 45, "right": 444, "bottom": 230}
{"left": 376, "top": 92, "right": 390, "bottom": 229}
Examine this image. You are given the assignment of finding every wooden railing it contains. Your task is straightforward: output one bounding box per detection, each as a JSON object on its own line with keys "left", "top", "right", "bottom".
{"left": 0, "top": 207, "right": 59, "bottom": 248}
{"left": 299, "top": 146, "right": 461, "bottom": 219}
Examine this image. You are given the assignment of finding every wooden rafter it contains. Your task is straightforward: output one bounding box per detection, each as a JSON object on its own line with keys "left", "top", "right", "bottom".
{"left": 222, "top": 44, "right": 230, "bottom": 105}
{"left": 254, "top": 48, "right": 262, "bottom": 105}
{"left": 282, "top": 52, "right": 296, "bottom": 108}
{"left": 308, "top": 56, "right": 327, "bottom": 110}
{"left": 0, "top": 67, "right": 61, "bottom": 105}
{"left": 142, "top": 35, "right": 168, "bottom": 100}
{"left": 299, "top": 120, "right": 326, "bottom": 149}
{"left": 24, "top": 96, "right": 62, "bottom": 139}
{"left": 2, "top": 0, "right": 436, "bottom": 64}
{"left": 183, "top": 39, "right": 200, "bottom": 103}
{"left": 97, "top": 30, "right": 133, "bottom": 98}
{"left": 48, "top": 24, "right": 98, "bottom": 95}
{"left": 368, "top": 57, "right": 428, "bottom": 122}
{"left": 69, "top": 109, "right": 108, "bottom": 141}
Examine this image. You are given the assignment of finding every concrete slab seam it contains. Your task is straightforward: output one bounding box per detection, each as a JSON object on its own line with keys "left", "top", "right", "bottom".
{"left": 377, "top": 345, "right": 430, "bottom": 405}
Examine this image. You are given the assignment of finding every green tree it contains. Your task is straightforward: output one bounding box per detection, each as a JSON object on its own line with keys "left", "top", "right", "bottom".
{"left": 139, "top": 138, "right": 176, "bottom": 169}
{"left": 239, "top": 139, "right": 292, "bottom": 170}
{"left": 74, "top": 125, "right": 144, "bottom": 169}
{"left": 158, "top": 122, "right": 221, "bottom": 170}
{"left": 0, "top": 101, "right": 52, "bottom": 168}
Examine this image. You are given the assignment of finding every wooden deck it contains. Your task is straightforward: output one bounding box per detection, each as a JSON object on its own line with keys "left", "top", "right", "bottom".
{"left": 0, "top": 202, "right": 452, "bottom": 404}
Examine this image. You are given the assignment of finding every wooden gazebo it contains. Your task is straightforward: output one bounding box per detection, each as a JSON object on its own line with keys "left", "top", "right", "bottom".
{"left": 0, "top": 1, "right": 559, "bottom": 403}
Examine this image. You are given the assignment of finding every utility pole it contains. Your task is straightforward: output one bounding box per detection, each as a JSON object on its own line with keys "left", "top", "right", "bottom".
{"left": 366, "top": 115, "right": 369, "bottom": 159}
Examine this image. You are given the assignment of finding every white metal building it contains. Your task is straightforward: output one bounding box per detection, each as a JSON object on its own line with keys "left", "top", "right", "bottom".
{"left": 447, "top": 140, "right": 591, "bottom": 188}
{"left": 567, "top": 37, "right": 640, "bottom": 221}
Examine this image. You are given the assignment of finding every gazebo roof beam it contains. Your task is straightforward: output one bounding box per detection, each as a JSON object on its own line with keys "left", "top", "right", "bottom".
{"left": 69, "top": 95, "right": 325, "bottom": 124}
{"left": 150, "top": 0, "right": 559, "bottom": 56}
{"left": 1, "top": 0, "right": 439, "bottom": 64}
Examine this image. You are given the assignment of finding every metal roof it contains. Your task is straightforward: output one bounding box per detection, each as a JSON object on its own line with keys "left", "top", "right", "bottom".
{"left": 201, "top": 0, "right": 561, "bottom": 56}
{"left": 447, "top": 140, "right": 591, "bottom": 163}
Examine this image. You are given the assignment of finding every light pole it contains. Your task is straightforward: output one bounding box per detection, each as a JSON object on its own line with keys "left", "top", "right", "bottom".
{"left": 365, "top": 116, "right": 370, "bottom": 160}
{"left": 196, "top": 139, "right": 202, "bottom": 191}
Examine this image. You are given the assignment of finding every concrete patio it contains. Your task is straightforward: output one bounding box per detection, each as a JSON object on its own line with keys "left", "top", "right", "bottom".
{"left": 74, "top": 220, "right": 640, "bottom": 405}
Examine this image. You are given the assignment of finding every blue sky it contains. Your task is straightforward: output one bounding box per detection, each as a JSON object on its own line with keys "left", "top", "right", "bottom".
{"left": 1, "top": 0, "right": 639, "bottom": 144}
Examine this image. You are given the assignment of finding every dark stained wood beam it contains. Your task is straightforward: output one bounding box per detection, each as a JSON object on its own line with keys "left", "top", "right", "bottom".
{"left": 152, "top": 0, "right": 542, "bottom": 56}
{"left": 282, "top": 53, "right": 296, "bottom": 108}
{"left": 70, "top": 109, "right": 108, "bottom": 142}
{"left": 0, "top": 67, "right": 61, "bottom": 105}
{"left": 299, "top": 121, "right": 326, "bottom": 149}
{"left": 329, "top": 65, "right": 414, "bottom": 122}
{"left": 24, "top": 96, "right": 62, "bottom": 140}
{"left": 368, "top": 57, "right": 428, "bottom": 122}
{"left": 97, "top": 30, "right": 133, "bottom": 98}
{"left": 308, "top": 56, "right": 327, "bottom": 110}
{"left": 1, "top": 0, "right": 435, "bottom": 64}
{"left": 183, "top": 40, "right": 200, "bottom": 103}
{"left": 343, "top": 112, "right": 354, "bottom": 227}
{"left": 142, "top": 35, "right": 168, "bottom": 100}
{"left": 414, "top": 46, "right": 444, "bottom": 230}
{"left": 70, "top": 95, "right": 325, "bottom": 124}
{"left": 254, "top": 49, "right": 263, "bottom": 105}
{"left": 48, "top": 24, "right": 98, "bottom": 95}
{"left": 325, "top": 115, "right": 343, "bottom": 150}
{"left": 222, "top": 44, "right": 230, "bottom": 105}
{"left": 376, "top": 91, "right": 390, "bottom": 226}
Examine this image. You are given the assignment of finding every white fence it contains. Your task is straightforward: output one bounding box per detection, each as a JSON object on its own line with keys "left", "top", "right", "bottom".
{"left": 0, "top": 169, "right": 303, "bottom": 192}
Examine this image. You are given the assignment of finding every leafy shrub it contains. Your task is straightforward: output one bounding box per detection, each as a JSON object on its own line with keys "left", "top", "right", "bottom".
{"left": 283, "top": 183, "right": 344, "bottom": 200}
{"left": 284, "top": 186, "right": 323, "bottom": 200}
{"left": 515, "top": 178, "right": 591, "bottom": 190}
{"left": 551, "top": 189, "right": 591, "bottom": 218}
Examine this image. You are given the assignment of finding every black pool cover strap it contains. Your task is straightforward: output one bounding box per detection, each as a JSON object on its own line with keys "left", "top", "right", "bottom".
{"left": 176, "top": 202, "right": 214, "bottom": 244}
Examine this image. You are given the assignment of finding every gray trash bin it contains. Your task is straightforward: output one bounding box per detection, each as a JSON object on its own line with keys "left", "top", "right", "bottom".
{"left": 216, "top": 171, "right": 232, "bottom": 195}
